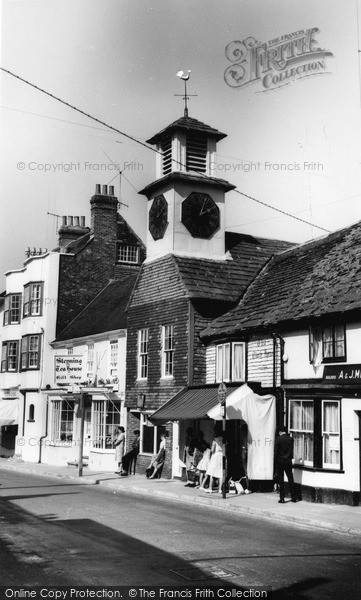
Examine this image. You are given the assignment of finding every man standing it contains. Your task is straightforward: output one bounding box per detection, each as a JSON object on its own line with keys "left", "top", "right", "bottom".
{"left": 120, "top": 429, "right": 140, "bottom": 476}
{"left": 274, "top": 425, "right": 297, "bottom": 503}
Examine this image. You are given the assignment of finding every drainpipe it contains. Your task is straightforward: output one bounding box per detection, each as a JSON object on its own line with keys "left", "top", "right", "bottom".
{"left": 271, "top": 332, "right": 287, "bottom": 427}
{"left": 38, "top": 398, "right": 49, "bottom": 463}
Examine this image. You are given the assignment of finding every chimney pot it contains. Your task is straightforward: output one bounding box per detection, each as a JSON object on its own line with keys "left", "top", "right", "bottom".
{"left": 95, "top": 184, "right": 101, "bottom": 194}
{"left": 80, "top": 216, "right": 85, "bottom": 226}
{"left": 62, "top": 216, "right": 67, "bottom": 226}
{"left": 74, "top": 216, "right": 79, "bottom": 226}
{"left": 32, "top": 247, "right": 36, "bottom": 256}
{"left": 68, "top": 216, "right": 74, "bottom": 226}
{"left": 109, "top": 185, "right": 114, "bottom": 196}
{"left": 25, "top": 247, "right": 30, "bottom": 258}
{"left": 102, "top": 184, "right": 108, "bottom": 195}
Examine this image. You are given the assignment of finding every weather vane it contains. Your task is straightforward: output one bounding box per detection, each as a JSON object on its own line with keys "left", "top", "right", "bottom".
{"left": 175, "top": 70, "right": 197, "bottom": 117}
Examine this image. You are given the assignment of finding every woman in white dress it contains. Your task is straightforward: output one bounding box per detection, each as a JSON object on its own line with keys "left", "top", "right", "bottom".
{"left": 114, "top": 426, "right": 125, "bottom": 474}
{"left": 203, "top": 435, "right": 224, "bottom": 493}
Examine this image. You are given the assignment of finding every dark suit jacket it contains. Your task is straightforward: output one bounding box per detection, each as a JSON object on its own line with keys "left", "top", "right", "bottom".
{"left": 275, "top": 433, "right": 294, "bottom": 464}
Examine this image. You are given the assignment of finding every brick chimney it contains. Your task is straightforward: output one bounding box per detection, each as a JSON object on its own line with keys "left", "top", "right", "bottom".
{"left": 90, "top": 183, "right": 118, "bottom": 265}
{"left": 58, "top": 216, "right": 89, "bottom": 249}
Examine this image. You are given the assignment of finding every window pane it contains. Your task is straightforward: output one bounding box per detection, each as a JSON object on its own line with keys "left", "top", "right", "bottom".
{"left": 223, "top": 343, "right": 230, "bottom": 381}
{"left": 322, "top": 328, "right": 333, "bottom": 358}
{"left": 289, "top": 400, "right": 314, "bottom": 465}
{"left": 334, "top": 325, "right": 345, "bottom": 358}
{"left": 233, "top": 343, "right": 245, "bottom": 381}
{"left": 323, "top": 401, "right": 340, "bottom": 467}
{"left": 216, "top": 345, "right": 223, "bottom": 382}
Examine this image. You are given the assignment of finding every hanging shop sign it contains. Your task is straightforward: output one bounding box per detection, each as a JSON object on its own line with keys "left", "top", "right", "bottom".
{"left": 55, "top": 355, "right": 83, "bottom": 384}
{"left": 224, "top": 28, "right": 333, "bottom": 92}
{"left": 323, "top": 364, "right": 361, "bottom": 385}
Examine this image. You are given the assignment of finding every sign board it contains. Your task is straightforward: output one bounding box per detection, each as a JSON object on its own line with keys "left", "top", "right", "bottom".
{"left": 55, "top": 356, "right": 83, "bottom": 384}
{"left": 323, "top": 364, "right": 361, "bottom": 385}
{"left": 217, "top": 382, "right": 227, "bottom": 403}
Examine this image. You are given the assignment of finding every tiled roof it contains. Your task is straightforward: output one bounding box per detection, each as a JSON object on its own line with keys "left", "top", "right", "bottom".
{"left": 55, "top": 274, "right": 138, "bottom": 342}
{"left": 138, "top": 171, "right": 235, "bottom": 198}
{"left": 146, "top": 116, "right": 227, "bottom": 145}
{"left": 130, "top": 232, "right": 293, "bottom": 306}
{"left": 201, "top": 221, "right": 361, "bottom": 340}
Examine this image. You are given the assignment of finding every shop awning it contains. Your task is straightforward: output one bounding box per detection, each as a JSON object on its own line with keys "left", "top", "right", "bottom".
{"left": 0, "top": 398, "right": 19, "bottom": 426}
{"left": 149, "top": 385, "right": 234, "bottom": 423}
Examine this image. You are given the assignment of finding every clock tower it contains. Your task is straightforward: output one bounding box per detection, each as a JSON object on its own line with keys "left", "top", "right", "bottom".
{"left": 139, "top": 114, "right": 235, "bottom": 261}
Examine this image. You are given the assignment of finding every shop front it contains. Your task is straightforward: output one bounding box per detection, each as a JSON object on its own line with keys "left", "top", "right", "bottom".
{"left": 42, "top": 389, "right": 126, "bottom": 470}
{"left": 150, "top": 383, "right": 276, "bottom": 489}
{"left": 285, "top": 364, "right": 361, "bottom": 505}
{"left": 0, "top": 395, "right": 19, "bottom": 457}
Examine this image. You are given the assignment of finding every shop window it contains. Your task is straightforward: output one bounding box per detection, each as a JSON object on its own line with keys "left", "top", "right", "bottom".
{"left": 161, "top": 325, "right": 174, "bottom": 378}
{"left": 23, "top": 282, "right": 43, "bottom": 317}
{"left": 289, "top": 400, "right": 314, "bottom": 466}
{"left": 21, "top": 335, "right": 41, "bottom": 370}
{"left": 309, "top": 325, "right": 346, "bottom": 365}
{"left": 289, "top": 398, "right": 342, "bottom": 470}
{"left": 51, "top": 399, "right": 74, "bottom": 442}
{"left": 216, "top": 342, "right": 245, "bottom": 382}
{"left": 140, "top": 413, "right": 166, "bottom": 454}
{"left": 138, "top": 329, "right": 149, "bottom": 380}
{"left": 4, "top": 294, "right": 21, "bottom": 325}
{"left": 1, "top": 340, "right": 19, "bottom": 372}
{"left": 322, "top": 400, "right": 340, "bottom": 468}
{"left": 92, "top": 399, "right": 122, "bottom": 450}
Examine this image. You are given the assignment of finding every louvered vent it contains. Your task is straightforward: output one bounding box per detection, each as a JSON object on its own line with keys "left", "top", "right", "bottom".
{"left": 161, "top": 134, "right": 173, "bottom": 175}
{"left": 186, "top": 133, "right": 207, "bottom": 173}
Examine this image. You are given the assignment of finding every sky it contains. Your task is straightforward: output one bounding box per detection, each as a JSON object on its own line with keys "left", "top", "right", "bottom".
{"left": 1, "top": 0, "right": 361, "bottom": 285}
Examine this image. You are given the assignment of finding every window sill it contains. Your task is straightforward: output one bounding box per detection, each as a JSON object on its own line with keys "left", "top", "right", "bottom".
{"left": 27, "top": 419, "right": 35, "bottom": 423}
{"left": 294, "top": 464, "right": 344, "bottom": 474}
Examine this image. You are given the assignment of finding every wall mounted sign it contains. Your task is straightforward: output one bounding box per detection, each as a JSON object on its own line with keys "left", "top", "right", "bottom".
{"left": 323, "top": 364, "right": 361, "bottom": 385}
{"left": 55, "top": 356, "right": 83, "bottom": 384}
{"left": 224, "top": 28, "right": 333, "bottom": 92}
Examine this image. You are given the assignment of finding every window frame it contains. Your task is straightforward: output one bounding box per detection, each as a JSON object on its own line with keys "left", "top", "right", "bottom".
{"left": 117, "top": 244, "right": 140, "bottom": 264}
{"left": 139, "top": 413, "right": 166, "bottom": 455}
{"left": 20, "top": 334, "right": 41, "bottom": 371}
{"left": 1, "top": 340, "right": 19, "bottom": 372}
{"left": 309, "top": 324, "right": 346, "bottom": 364}
{"left": 51, "top": 398, "right": 75, "bottom": 442}
{"left": 289, "top": 399, "right": 314, "bottom": 467}
{"left": 86, "top": 343, "right": 94, "bottom": 379}
{"left": 137, "top": 329, "right": 149, "bottom": 380}
{"left": 92, "top": 398, "right": 122, "bottom": 451}
{"left": 215, "top": 342, "right": 246, "bottom": 383}
{"left": 110, "top": 340, "right": 118, "bottom": 376}
{"left": 322, "top": 399, "right": 341, "bottom": 469}
{"left": 23, "top": 282, "right": 44, "bottom": 318}
{"left": 288, "top": 396, "right": 343, "bottom": 472}
{"left": 3, "top": 293, "right": 21, "bottom": 325}
{"left": 161, "top": 324, "right": 174, "bottom": 379}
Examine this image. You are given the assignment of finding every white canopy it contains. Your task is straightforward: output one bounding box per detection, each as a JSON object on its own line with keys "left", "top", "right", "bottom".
{"left": 207, "top": 384, "right": 276, "bottom": 480}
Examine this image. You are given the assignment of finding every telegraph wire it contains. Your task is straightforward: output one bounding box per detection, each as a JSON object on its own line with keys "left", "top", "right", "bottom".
{"left": 1, "top": 66, "right": 331, "bottom": 234}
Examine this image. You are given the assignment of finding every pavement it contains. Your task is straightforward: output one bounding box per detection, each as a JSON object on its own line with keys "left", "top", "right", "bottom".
{"left": 1, "top": 456, "right": 361, "bottom": 537}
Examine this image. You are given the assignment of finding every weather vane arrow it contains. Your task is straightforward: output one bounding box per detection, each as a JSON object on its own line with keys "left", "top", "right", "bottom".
{"left": 175, "top": 70, "right": 197, "bottom": 117}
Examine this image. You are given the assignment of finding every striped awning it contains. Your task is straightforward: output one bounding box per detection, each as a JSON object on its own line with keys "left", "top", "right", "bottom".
{"left": 149, "top": 385, "right": 233, "bottom": 422}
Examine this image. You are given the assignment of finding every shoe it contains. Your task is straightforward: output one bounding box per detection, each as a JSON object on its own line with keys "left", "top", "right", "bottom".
{"left": 244, "top": 489, "right": 252, "bottom": 494}
{"left": 278, "top": 499, "right": 285, "bottom": 503}
{"left": 291, "top": 498, "right": 298, "bottom": 503}
{"left": 120, "top": 471, "right": 128, "bottom": 477}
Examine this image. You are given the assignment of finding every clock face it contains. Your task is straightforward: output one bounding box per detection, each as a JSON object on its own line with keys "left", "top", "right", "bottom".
{"left": 181, "top": 192, "right": 220, "bottom": 239}
{"left": 149, "top": 194, "right": 168, "bottom": 240}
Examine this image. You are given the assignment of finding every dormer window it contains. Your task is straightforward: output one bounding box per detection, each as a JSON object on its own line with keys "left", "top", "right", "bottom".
{"left": 117, "top": 244, "right": 139, "bottom": 264}
{"left": 309, "top": 325, "right": 346, "bottom": 365}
